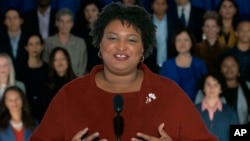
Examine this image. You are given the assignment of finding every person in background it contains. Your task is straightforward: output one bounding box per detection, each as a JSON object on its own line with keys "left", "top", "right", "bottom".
{"left": 45, "top": 47, "right": 76, "bottom": 112}
{"left": 167, "top": 0, "right": 205, "bottom": 43}
{"left": 30, "top": 3, "right": 216, "bottom": 141}
{"left": 160, "top": 28, "right": 207, "bottom": 102}
{"left": 148, "top": 0, "right": 173, "bottom": 73}
{"left": 22, "top": 33, "right": 48, "bottom": 122}
{"left": 219, "top": 53, "right": 250, "bottom": 124}
{"left": 23, "top": 0, "right": 57, "bottom": 39}
{"left": 227, "top": 20, "right": 250, "bottom": 81}
{"left": 74, "top": 0, "right": 102, "bottom": 72}
{"left": 217, "top": 0, "right": 239, "bottom": 48}
{"left": 0, "top": 86, "right": 37, "bottom": 141}
{"left": 0, "top": 53, "right": 25, "bottom": 100}
{"left": 42, "top": 8, "right": 88, "bottom": 76}
{"left": 196, "top": 72, "right": 239, "bottom": 141}
{"left": 195, "top": 53, "right": 250, "bottom": 125}
{"left": 195, "top": 11, "right": 227, "bottom": 72}
{"left": 119, "top": 0, "right": 142, "bottom": 6}
{"left": 0, "top": 8, "right": 28, "bottom": 81}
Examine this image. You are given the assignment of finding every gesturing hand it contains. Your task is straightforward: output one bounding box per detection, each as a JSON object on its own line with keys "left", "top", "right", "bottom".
{"left": 71, "top": 127, "right": 107, "bottom": 141}
{"left": 131, "top": 123, "right": 173, "bottom": 141}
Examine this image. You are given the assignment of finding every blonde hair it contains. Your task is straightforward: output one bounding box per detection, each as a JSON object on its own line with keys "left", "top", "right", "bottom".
{"left": 0, "top": 53, "right": 15, "bottom": 86}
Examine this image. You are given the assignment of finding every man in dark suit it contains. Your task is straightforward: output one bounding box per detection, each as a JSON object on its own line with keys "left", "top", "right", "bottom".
{"left": 144, "top": 0, "right": 174, "bottom": 73}
{"left": 0, "top": 8, "right": 28, "bottom": 81}
{"left": 23, "top": 0, "right": 57, "bottom": 39}
{"left": 168, "top": 0, "right": 205, "bottom": 43}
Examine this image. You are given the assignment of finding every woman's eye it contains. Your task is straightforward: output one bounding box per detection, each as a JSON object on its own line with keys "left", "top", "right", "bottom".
{"left": 128, "top": 39, "right": 137, "bottom": 43}
{"left": 107, "top": 36, "right": 117, "bottom": 40}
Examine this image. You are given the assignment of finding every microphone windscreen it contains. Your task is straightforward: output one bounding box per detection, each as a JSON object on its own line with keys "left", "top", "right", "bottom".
{"left": 113, "top": 94, "right": 124, "bottom": 113}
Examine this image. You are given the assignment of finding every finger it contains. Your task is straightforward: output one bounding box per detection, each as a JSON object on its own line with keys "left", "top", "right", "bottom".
{"left": 131, "top": 137, "right": 143, "bottom": 141}
{"left": 99, "top": 139, "right": 108, "bottom": 141}
{"left": 71, "top": 127, "right": 89, "bottom": 141}
{"left": 158, "top": 123, "right": 168, "bottom": 137}
{"left": 158, "top": 123, "right": 173, "bottom": 141}
{"left": 83, "top": 132, "right": 99, "bottom": 141}
{"left": 135, "top": 132, "right": 153, "bottom": 140}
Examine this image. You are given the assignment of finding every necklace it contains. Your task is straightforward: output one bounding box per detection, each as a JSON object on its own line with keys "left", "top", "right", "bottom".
{"left": 10, "top": 120, "right": 23, "bottom": 129}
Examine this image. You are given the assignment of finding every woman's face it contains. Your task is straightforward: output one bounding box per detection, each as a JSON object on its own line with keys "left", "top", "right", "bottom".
{"left": 0, "top": 57, "right": 10, "bottom": 78}
{"left": 5, "top": 90, "right": 23, "bottom": 112}
{"left": 219, "top": 0, "right": 236, "bottom": 20}
{"left": 175, "top": 32, "right": 192, "bottom": 54}
{"left": 53, "top": 50, "right": 68, "bottom": 75}
{"left": 220, "top": 57, "right": 239, "bottom": 80}
{"left": 100, "top": 19, "right": 143, "bottom": 74}
{"left": 203, "top": 19, "right": 220, "bottom": 40}
{"left": 25, "top": 35, "right": 44, "bottom": 57}
{"left": 84, "top": 4, "right": 99, "bottom": 24}
{"left": 204, "top": 76, "right": 222, "bottom": 98}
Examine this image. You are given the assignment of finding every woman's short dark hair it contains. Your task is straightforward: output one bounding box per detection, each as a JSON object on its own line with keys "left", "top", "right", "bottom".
{"left": 0, "top": 86, "right": 36, "bottom": 130}
{"left": 216, "top": 52, "right": 240, "bottom": 74}
{"left": 199, "top": 72, "right": 226, "bottom": 96}
{"left": 26, "top": 33, "right": 44, "bottom": 46}
{"left": 170, "top": 28, "right": 196, "bottom": 56}
{"left": 90, "top": 2, "right": 156, "bottom": 59}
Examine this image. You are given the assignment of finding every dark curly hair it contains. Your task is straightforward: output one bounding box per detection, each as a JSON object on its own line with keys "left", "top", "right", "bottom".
{"left": 90, "top": 2, "right": 156, "bottom": 59}
{"left": 119, "top": 0, "right": 142, "bottom": 6}
{"left": 199, "top": 72, "right": 226, "bottom": 96}
{"left": 0, "top": 86, "right": 36, "bottom": 131}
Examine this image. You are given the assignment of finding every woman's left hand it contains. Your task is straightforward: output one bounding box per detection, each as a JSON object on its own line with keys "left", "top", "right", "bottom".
{"left": 131, "top": 123, "right": 173, "bottom": 141}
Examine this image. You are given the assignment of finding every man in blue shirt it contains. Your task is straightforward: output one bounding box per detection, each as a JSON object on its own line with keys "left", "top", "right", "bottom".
{"left": 0, "top": 8, "right": 28, "bottom": 81}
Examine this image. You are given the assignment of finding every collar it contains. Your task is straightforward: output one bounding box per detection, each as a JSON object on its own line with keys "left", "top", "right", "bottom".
{"left": 177, "top": 2, "right": 191, "bottom": 13}
{"left": 202, "top": 99, "right": 222, "bottom": 112}
{"left": 8, "top": 31, "right": 21, "bottom": 41}
{"left": 37, "top": 6, "right": 51, "bottom": 16}
{"left": 153, "top": 14, "right": 167, "bottom": 22}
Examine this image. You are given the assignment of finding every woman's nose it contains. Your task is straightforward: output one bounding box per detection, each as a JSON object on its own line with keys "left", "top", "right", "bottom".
{"left": 116, "top": 40, "right": 127, "bottom": 51}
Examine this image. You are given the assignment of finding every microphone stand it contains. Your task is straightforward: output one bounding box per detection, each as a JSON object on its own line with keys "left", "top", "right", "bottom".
{"left": 114, "top": 112, "right": 123, "bottom": 141}
{"left": 113, "top": 94, "right": 124, "bottom": 141}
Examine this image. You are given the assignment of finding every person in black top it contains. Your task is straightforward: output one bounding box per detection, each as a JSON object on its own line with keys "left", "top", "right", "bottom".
{"left": 22, "top": 33, "right": 48, "bottom": 122}
{"left": 73, "top": 0, "right": 102, "bottom": 72}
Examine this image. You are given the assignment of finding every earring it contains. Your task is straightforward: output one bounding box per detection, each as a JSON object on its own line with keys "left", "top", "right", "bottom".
{"left": 140, "top": 56, "right": 145, "bottom": 62}
{"left": 98, "top": 51, "right": 102, "bottom": 59}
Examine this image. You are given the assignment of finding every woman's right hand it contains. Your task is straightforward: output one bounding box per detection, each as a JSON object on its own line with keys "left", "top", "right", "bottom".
{"left": 71, "top": 127, "right": 107, "bottom": 141}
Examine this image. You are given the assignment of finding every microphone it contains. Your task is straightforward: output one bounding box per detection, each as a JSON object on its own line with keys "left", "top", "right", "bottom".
{"left": 113, "top": 94, "right": 124, "bottom": 141}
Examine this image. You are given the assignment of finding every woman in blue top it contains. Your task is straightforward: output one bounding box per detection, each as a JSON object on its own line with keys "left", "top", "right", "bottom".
{"left": 160, "top": 28, "right": 207, "bottom": 101}
{"left": 196, "top": 72, "right": 239, "bottom": 141}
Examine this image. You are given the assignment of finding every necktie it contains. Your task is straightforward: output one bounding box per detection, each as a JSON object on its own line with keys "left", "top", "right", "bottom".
{"left": 180, "top": 8, "right": 186, "bottom": 27}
